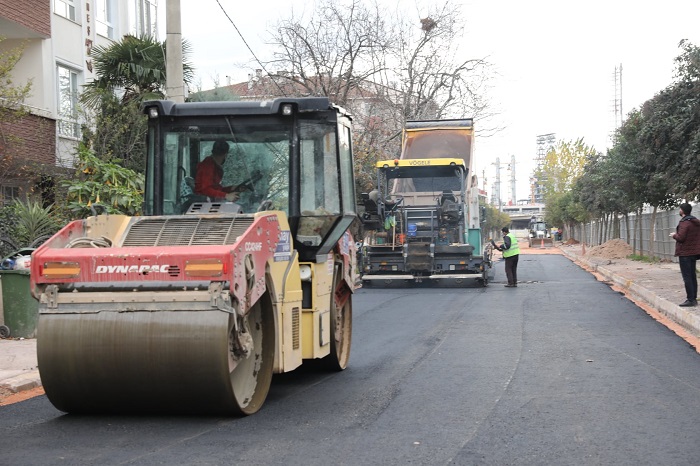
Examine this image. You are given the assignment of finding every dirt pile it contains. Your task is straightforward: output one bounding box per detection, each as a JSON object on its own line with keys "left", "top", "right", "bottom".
{"left": 585, "top": 238, "right": 633, "bottom": 260}
{"left": 564, "top": 238, "right": 579, "bottom": 245}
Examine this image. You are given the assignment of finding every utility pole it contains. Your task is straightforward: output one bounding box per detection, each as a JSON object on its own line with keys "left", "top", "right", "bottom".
{"left": 493, "top": 157, "right": 513, "bottom": 210}
{"left": 493, "top": 157, "right": 502, "bottom": 211}
{"left": 612, "top": 64, "right": 623, "bottom": 131}
{"left": 509, "top": 154, "right": 516, "bottom": 205}
{"left": 165, "top": 0, "right": 185, "bottom": 103}
{"left": 533, "top": 134, "right": 555, "bottom": 204}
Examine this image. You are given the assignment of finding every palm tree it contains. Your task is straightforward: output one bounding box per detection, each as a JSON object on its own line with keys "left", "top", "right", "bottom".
{"left": 81, "top": 35, "right": 195, "bottom": 108}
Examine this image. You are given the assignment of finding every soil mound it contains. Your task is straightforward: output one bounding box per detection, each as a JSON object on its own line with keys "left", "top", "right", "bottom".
{"left": 585, "top": 238, "right": 632, "bottom": 260}
{"left": 564, "top": 238, "right": 579, "bottom": 245}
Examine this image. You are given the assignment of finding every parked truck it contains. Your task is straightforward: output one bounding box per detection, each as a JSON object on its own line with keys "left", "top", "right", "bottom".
{"left": 359, "top": 119, "right": 493, "bottom": 286}
{"left": 30, "top": 98, "right": 358, "bottom": 415}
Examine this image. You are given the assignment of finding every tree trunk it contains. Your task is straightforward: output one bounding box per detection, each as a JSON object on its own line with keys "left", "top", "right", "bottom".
{"left": 603, "top": 214, "right": 609, "bottom": 242}
{"left": 649, "top": 205, "right": 657, "bottom": 260}
{"left": 637, "top": 208, "right": 643, "bottom": 256}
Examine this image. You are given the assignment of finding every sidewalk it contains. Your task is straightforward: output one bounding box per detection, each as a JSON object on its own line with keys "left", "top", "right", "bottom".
{"left": 1, "top": 243, "right": 698, "bottom": 402}
{"left": 0, "top": 337, "right": 41, "bottom": 403}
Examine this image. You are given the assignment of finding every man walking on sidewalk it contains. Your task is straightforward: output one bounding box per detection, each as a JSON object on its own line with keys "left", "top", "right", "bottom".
{"left": 671, "top": 203, "right": 700, "bottom": 307}
{"left": 498, "top": 226, "right": 520, "bottom": 287}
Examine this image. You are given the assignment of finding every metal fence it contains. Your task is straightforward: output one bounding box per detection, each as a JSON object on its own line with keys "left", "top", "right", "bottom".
{"left": 567, "top": 209, "right": 679, "bottom": 262}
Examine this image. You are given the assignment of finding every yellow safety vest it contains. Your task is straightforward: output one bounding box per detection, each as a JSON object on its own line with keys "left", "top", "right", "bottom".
{"left": 503, "top": 233, "right": 520, "bottom": 258}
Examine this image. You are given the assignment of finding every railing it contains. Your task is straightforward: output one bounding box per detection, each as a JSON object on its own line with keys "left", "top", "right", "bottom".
{"left": 567, "top": 209, "right": 680, "bottom": 261}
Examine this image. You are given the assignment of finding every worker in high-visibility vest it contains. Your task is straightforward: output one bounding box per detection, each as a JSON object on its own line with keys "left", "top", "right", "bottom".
{"left": 497, "top": 226, "right": 520, "bottom": 287}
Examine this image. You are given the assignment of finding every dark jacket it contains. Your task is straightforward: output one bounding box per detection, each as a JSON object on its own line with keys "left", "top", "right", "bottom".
{"left": 673, "top": 215, "right": 700, "bottom": 257}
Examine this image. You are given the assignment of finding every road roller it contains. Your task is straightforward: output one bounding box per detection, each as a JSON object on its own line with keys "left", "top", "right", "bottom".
{"left": 30, "top": 98, "right": 357, "bottom": 415}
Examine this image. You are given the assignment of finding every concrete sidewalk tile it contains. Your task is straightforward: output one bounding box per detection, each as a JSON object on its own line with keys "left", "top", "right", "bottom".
{"left": 0, "top": 371, "right": 42, "bottom": 393}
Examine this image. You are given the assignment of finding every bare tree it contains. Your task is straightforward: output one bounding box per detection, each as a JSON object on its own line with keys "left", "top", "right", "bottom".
{"left": 267, "top": 0, "right": 392, "bottom": 104}
{"left": 264, "top": 0, "right": 496, "bottom": 193}
{"left": 385, "top": 2, "right": 491, "bottom": 122}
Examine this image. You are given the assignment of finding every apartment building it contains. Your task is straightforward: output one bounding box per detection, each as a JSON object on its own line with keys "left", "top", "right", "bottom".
{"left": 0, "top": 0, "right": 158, "bottom": 204}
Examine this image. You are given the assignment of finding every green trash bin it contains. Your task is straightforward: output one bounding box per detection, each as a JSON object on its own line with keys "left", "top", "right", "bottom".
{"left": 0, "top": 270, "right": 39, "bottom": 338}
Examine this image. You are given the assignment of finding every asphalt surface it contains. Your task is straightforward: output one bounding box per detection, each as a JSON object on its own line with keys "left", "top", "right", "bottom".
{"left": 1, "top": 253, "right": 700, "bottom": 465}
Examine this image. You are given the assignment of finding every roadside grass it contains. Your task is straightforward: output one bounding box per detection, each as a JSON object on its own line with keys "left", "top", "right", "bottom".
{"left": 628, "top": 253, "right": 663, "bottom": 264}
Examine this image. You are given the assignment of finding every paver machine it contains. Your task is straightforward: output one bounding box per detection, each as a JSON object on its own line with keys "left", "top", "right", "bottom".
{"left": 359, "top": 119, "right": 493, "bottom": 286}
{"left": 30, "top": 97, "right": 358, "bottom": 415}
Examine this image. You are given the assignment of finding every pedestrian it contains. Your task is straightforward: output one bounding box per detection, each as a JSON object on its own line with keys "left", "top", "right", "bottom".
{"left": 498, "top": 226, "right": 520, "bottom": 287}
{"left": 671, "top": 203, "right": 700, "bottom": 307}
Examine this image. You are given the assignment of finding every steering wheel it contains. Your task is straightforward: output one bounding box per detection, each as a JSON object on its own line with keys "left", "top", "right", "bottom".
{"left": 257, "top": 199, "right": 274, "bottom": 212}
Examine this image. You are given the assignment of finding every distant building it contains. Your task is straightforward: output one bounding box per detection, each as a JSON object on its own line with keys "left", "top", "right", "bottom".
{"left": 0, "top": 0, "right": 158, "bottom": 205}
{"left": 194, "top": 71, "right": 430, "bottom": 144}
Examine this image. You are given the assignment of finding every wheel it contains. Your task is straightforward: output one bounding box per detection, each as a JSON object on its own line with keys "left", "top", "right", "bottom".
{"left": 481, "top": 268, "right": 489, "bottom": 287}
{"left": 0, "top": 325, "right": 10, "bottom": 338}
{"left": 228, "top": 291, "right": 275, "bottom": 415}
{"left": 322, "top": 263, "right": 353, "bottom": 371}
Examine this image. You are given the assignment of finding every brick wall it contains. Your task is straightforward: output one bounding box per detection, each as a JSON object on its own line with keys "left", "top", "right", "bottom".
{"left": 0, "top": 0, "right": 51, "bottom": 37}
{"left": 0, "top": 113, "right": 57, "bottom": 168}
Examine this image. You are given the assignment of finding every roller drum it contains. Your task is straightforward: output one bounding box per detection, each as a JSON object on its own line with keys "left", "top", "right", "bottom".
{"left": 38, "top": 307, "right": 268, "bottom": 415}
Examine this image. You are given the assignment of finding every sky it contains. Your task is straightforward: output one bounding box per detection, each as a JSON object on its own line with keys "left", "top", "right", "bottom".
{"left": 162, "top": 0, "right": 700, "bottom": 202}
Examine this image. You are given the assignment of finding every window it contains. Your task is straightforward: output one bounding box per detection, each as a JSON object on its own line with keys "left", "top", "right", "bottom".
{"left": 96, "top": 0, "right": 114, "bottom": 39}
{"left": 146, "top": 124, "right": 290, "bottom": 216}
{"left": 57, "top": 65, "right": 80, "bottom": 139}
{"left": 299, "top": 122, "right": 340, "bottom": 215}
{"left": 54, "top": 0, "right": 76, "bottom": 21}
{"left": 136, "top": 0, "right": 158, "bottom": 37}
{"left": 1, "top": 186, "right": 20, "bottom": 206}
{"left": 338, "top": 123, "right": 356, "bottom": 214}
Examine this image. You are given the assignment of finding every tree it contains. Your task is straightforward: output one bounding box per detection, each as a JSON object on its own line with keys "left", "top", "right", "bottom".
{"left": 269, "top": 0, "right": 392, "bottom": 105}
{"left": 81, "top": 35, "right": 195, "bottom": 108}
{"left": 637, "top": 40, "right": 700, "bottom": 203}
{"left": 266, "top": 0, "right": 493, "bottom": 199}
{"left": 80, "top": 92, "right": 148, "bottom": 171}
{"left": 78, "top": 35, "right": 195, "bottom": 171}
{"left": 537, "top": 138, "right": 594, "bottom": 198}
{"left": 386, "top": 2, "right": 491, "bottom": 123}
{"left": 481, "top": 204, "right": 511, "bottom": 239}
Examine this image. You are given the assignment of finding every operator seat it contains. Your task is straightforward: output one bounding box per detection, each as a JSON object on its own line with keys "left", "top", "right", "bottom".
{"left": 439, "top": 190, "right": 456, "bottom": 205}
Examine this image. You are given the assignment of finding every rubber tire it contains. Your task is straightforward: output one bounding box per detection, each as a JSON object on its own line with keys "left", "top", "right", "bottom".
{"left": 321, "top": 263, "right": 353, "bottom": 371}
{"left": 228, "top": 290, "right": 276, "bottom": 415}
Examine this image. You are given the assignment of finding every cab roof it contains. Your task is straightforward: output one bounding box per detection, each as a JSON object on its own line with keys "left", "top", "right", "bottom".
{"left": 376, "top": 158, "right": 466, "bottom": 169}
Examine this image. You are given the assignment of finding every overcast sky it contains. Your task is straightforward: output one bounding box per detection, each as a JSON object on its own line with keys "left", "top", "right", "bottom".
{"left": 165, "top": 0, "right": 700, "bottom": 201}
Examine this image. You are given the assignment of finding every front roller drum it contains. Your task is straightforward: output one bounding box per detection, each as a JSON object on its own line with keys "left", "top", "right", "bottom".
{"left": 37, "top": 297, "right": 274, "bottom": 415}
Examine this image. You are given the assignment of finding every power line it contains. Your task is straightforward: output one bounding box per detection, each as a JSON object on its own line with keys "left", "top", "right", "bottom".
{"left": 213, "top": 0, "right": 286, "bottom": 96}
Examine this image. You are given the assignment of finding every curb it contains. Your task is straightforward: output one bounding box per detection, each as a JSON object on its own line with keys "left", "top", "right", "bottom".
{"left": 561, "top": 248, "right": 700, "bottom": 337}
{"left": 0, "top": 371, "right": 42, "bottom": 394}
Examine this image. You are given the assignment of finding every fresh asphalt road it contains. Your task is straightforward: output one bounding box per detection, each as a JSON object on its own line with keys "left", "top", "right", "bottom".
{"left": 2, "top": 255, "right": 700, "bottom": 465}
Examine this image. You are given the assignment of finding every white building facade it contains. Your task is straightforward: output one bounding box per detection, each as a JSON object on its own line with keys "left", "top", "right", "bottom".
{"left": 0, "top": 0, "right": 158, "bottom": 202}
